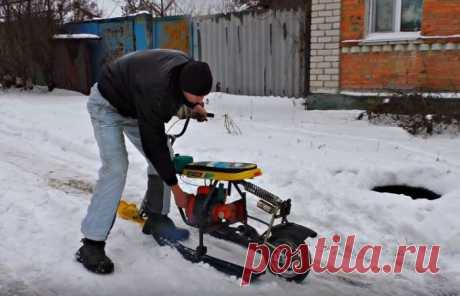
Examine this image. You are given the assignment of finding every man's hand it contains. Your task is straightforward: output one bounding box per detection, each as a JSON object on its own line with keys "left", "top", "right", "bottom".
{"left": 171, "top": 184, "right": 188, "bottom": 208}
{"left": 191, "top": 104, "right": 208, "bottom": 122}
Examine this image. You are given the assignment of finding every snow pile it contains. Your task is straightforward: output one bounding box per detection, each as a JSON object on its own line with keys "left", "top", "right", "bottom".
{"left": 0, "top": 89, "right": 459, "bottom": 295}
{"left": 53, "top": 34, "right": 101, "bottom": 40}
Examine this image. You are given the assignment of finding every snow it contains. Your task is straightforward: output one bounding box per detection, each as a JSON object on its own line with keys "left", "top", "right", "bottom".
{"left": 342, "top": 33, "right": 460, "bottom": 44}
{"left": 341, "top": 39, "right": 363, "bottom": 43}
{"left": 421, "top": 34, "right": 460, "bottom": 39}
{"left": 341, "top": 32, "right": 421, "bottom": 44}
{"left": 0, "top": 89, "right": 459, "bottom": 295}
{"left": 341, "top": 90, "right": 460, "bottom": 99}
{"left": 127, "top": 10, "right": 151, "bottom": 17}
{"left": 53, "top": 34, "right": 101, "bottom": 40}
{"left": 363, "top": 32, "right": 421, "bottom": 43}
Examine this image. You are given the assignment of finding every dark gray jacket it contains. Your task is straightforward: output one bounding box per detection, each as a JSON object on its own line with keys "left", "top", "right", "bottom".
{"left": 98, "top": 49, "right": 193, "bottom": 186}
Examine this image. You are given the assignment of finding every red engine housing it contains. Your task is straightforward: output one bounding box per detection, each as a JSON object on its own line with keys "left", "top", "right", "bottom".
{"left": 185, "top": 186, "right": 247, "bottom": 226}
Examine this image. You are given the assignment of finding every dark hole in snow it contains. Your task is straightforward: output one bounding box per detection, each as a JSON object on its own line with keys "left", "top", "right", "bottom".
{"left": 372, "top": 185, "right": 441, "bottom": 200}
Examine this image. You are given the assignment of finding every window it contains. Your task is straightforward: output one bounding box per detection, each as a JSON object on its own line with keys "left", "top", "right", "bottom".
{"left": 369, "top": 0, "right": 423, "bottom": 34}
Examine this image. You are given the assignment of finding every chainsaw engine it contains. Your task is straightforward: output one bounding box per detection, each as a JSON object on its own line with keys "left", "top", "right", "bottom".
{"left": 185, "top": 184, "right": 247, "bottom": 227}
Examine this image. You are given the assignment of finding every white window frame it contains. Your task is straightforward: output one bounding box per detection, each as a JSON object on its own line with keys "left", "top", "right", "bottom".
{"left": 365, "top": 0, "right": 421, "bottom": 43}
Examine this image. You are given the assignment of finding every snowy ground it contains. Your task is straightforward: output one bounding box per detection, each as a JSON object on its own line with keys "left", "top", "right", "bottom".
{"left": 0, "top": 88, "right": 459, "bottom": 296}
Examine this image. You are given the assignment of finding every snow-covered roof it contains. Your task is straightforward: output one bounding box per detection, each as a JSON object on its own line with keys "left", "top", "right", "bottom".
{"left": 53, "top": 34, "right": 101, "bottom": 40}
{"left": 127, "top": 10, "right": 151, "bottom": 17}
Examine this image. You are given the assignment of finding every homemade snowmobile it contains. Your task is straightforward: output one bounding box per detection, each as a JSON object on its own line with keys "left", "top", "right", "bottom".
{"left": 118, "top": 114, "right": 317, "bottom": 283}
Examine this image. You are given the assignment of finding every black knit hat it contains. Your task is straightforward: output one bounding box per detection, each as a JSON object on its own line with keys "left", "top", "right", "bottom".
{"left": 179, "top": 61, "right": 213, "bottom": 96}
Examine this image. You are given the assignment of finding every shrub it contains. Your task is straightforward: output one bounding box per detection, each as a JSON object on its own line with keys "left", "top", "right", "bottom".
{"left": 365, "top": 93, "right": 460, "bottom": 136}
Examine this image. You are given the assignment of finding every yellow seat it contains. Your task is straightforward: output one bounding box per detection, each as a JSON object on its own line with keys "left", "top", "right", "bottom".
{"left": 181, "top": 161, "right": 262, "bottom": 181}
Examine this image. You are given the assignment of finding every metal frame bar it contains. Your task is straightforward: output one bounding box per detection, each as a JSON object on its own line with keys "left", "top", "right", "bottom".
{"left": 178, "top": 177, "right": 291, "bottom": 256}
{"left": 195, "top": 179, "right": 218, "bottom": 256}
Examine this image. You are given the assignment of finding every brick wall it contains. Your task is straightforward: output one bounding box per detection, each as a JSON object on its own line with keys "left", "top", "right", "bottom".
{"left": 340, "top": 0, "right": 460, "bottom": 93}
{"left": 422, "top": 0, "right": 460, "bottom": 36}
{"left": 341, "top": 49, "right": 460, "bottom": 91}
{"left": 309, "top": 0, "right": 341, "bottom": 94}
{"left": 341, "top": 0, "right": 365, "bottom": 41}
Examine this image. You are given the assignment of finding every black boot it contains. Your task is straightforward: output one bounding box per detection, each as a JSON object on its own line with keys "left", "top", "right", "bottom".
{"left": 75, "top": 239, "right": 114, "bottom": 274}
{"left": 142, "top": 213, "right": 190, "bottom": 245}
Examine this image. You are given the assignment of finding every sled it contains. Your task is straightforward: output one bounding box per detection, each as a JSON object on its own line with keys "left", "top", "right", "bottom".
{"left": 117, "top": 115, "right": 317, "bottom": 282}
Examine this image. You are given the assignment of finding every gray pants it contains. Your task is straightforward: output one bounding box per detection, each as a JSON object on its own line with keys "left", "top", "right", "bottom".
{"left": 81, "top": 84, "right": 172, "bottom": 241}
